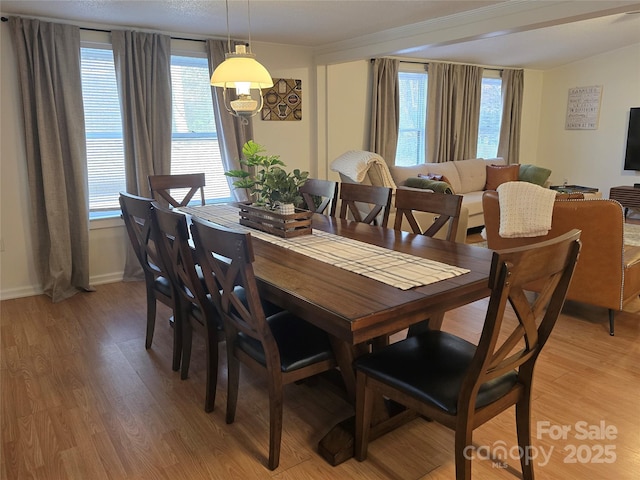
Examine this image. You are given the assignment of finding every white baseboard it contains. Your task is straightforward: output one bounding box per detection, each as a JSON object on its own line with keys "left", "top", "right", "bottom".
{"left": 90, "top": 272, "right": 125, "bottom": 286}
{"left": 0, "top": 285, "right": 43, "bottom": 301}
{"left": 0, "top": 271, "right": 125, "bottom": 301}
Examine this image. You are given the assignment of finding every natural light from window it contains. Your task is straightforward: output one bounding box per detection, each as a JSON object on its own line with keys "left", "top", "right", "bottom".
{"left": 81, "top": 47, "right": 126, "bottom": 214}
{"left": 170, "top": 55, "right": 231, "bottom": 203}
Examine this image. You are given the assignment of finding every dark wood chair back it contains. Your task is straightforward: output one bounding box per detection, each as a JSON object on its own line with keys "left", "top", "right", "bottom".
{"left": 299, "top": 178, "right": 338, "bottom": 216}
{"left": 148, "top": 172, "right": 206, "bottom": 208}
{"left": 338, "top": 183, "right": 392, "bottom": 227}
{"left": 354, "top": 229, "right": 581, "bottom": 480}
{"left": 190, "top": 218, "right": 265, "bottom": 344}
{"left": 393, "top": 187, "right": 463, "bottom": 241}
{"left": 189, "top": 216, "right": 336, "bottom": 470}
{"left": 118, "top": 192, "right": 176, "bottom": 363}
{"left": 151, "top": 204, "right": 222, "bottom": 412}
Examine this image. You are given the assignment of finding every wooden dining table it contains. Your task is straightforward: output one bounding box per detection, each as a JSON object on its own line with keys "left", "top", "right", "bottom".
{"left": 181, "top": 204, "right": 494, "bottom": 465}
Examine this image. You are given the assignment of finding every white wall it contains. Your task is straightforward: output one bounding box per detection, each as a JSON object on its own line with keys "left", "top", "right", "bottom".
{"left": 1, "top": 24, "right": 39, "bottom": 299}
{"left": 520, "top": 69, "right": 544, "bottom": 166}
{"left": 251, "top": 42, "right": 316, "bottom": 175}
{"left": 324, "top": 60, "right": 372, "bottom": 181}
{"left": 536, "top": 43, "right": 640, "bottom": 192}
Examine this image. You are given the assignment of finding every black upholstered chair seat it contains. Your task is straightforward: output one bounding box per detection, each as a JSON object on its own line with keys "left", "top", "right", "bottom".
{"left": 233, "top": 286, "right": 283, "bottom": 318}
{"left": 188, "top": 286, "right": 282, "bottom": 328}
{"left": 236, "top": 311, "right": 334, "bottom": 372}
{"left": 154, "top": 275, "right": 173, "bottom": 297}
{"left": 188, "top": 300, "right": 223, "bottom": 331}
{"left": 354, "top": 330, "right": 518, "bottom": 414}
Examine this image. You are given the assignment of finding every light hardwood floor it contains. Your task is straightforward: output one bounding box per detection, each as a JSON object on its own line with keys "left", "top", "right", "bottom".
{"left": 1, "top": 278, "right": 639, "bottom": 479}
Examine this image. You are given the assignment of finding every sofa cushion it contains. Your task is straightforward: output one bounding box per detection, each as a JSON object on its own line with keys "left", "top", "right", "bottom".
{"left": 405, "top": 177, "right": 454, "bottom": 194}
{"left": 485, "top": 164, "right": 520, "bottom": 191}
{"left": 460, "top": 190, "right": 485, "bottom": 219}
{"left": 519, "top": 164, "right": 552, "bottom": 186}
{"left": 420, "top": 162, "right": 462, "bottom": 194}
{"left": 418, "top": 172, "right": 453, "bottom": 188}
{"left": 453, "top": 158, "right": 488, "bottom": 193}
{"left": 367, "top": 163, "right": 397, "bottom": 188}
{"left": 389, "top": 163, "right": 462, "bottom": 194}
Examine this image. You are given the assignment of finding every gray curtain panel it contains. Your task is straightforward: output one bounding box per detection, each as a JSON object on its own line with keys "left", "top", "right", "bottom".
{"left": 112, "top": 30, "right": 172, "bottom": 280}
{"left": 498, "top": 69, "right": 524, "bottom": 165}
{"left": 9, "top": 17, "right": 92, "bottom": 303}
{"left": 427, "top": 62, "right": 483, "bottom": 163}
{"left": 369, "top": 58, "right": 399, "bottom": 166}
{"left": 206, "top": 39, "right": 254, "bottom": 202}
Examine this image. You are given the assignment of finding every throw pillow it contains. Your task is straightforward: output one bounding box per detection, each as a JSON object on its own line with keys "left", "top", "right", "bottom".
{"left": 485, "top": 164, "right": 520, "bottom": 191}
{"left": 405, "top": 177, "right": 454, "bottom": 194}
{"left": 417, "top": 173, "right": 454, "bottom": 192}
{"left": 518, "top": 164, "right": 552, "bottom": 186}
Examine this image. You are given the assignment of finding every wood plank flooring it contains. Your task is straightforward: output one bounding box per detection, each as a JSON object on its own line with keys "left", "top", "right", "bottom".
{"left": 1, "top": 278, "right": 639, "bottom": 479}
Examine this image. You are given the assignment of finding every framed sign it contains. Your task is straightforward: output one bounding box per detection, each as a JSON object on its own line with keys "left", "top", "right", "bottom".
{"left": 565, "top": 85, "right": 603, "bottom": 130}
{"left": 261, "top": 78, "right": 302, "bottom": 121}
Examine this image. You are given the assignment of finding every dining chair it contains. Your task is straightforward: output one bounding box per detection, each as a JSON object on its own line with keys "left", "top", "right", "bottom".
{"left": 189, "top": 216, "right": 337, "bottom": 470}
{"left": 393, "top": 187, "right": 463, "bottom": 242}
{"left": 119, "top": 192, "right": 180, "bottom": 370}
{"left": 299, "top": 178, "right": 339, "bottom": 216}
{"left": 148, "top": 172, "right": 206, "bottom": 208}
{"left": 150, "top": 203, "right": 225, "bottom": 412}
{"left": 354, "top": 229, "right": 582, "bottom": 480}
{"left": 338, "top": 182, "right": 392, "bottom": 227}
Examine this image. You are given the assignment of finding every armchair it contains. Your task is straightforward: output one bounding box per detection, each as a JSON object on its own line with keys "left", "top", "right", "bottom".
{"left": 483, "top": 191, "right": 640, "bottom": 335}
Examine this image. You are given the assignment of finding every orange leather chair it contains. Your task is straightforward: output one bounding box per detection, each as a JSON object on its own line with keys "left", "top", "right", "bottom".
{"left": 482, "top": 191, "right": 640, "bottom": 335}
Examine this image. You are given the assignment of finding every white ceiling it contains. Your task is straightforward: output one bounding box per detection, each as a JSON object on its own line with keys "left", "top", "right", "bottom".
{"left": 2, "top": 0, "right": 640, "bottom": 69}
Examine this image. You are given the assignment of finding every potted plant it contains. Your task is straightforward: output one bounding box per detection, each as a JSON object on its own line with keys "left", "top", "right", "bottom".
{"left": 225, "top": 140, "right": 309, "bottom": 214}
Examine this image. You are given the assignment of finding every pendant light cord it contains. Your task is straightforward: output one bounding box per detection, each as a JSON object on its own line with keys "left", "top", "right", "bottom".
{"left": 225, "top": 0, "right": 231, "bottom": 54}
{"left": 247, "top": 0, "right": 252, "bottom": 53}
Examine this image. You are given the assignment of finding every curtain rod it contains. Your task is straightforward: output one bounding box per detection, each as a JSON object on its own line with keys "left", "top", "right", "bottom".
{"left": 1, "top": 16, "right": 206, "bottom": 42}
{"left": 371, "top": 57, "right": 504, "bottom": 72}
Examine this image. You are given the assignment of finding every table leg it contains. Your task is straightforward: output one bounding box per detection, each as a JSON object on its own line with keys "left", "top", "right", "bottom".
{"left": 407, "top": 311, "right": 445, "bottom": 335}
{"left": 328, "top": 336, "right": 367, "bottom": 403}
{"left": 319, "top": 314, "right": 444, "bottom": 466}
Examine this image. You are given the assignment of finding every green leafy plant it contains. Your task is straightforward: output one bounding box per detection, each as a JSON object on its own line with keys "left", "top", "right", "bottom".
{"left": 225, "top": 140, "right": 309, "bottom": 209}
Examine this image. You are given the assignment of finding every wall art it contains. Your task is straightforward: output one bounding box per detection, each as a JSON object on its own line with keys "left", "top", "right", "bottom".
{"left": 261, "top": 78, "right": 302, "bottom": 121}
{"left": 565, "top": 85, "right": 603, "bottom": 130}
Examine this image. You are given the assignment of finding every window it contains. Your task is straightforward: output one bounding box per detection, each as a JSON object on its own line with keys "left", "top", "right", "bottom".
{"left": 397, "top": 69, "right": 428, "bottom": 166}
{"left": 80, "top": 46, "right": 231, "bottom": 219}
{"left": 477, "top": 73, "right": 503, "bottom": 159}
{"left": 396, "top": 66, "right": 503, "bottom": 164}
{"left": 81, "top": 47, "right": 126, "bottom": 215}
{"left": 170, "top": 55, "right": 231, "bottom": 203}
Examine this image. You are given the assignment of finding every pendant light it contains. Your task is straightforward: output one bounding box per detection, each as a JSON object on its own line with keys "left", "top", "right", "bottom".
{"left": 210, "top": 0, "right": 273, "bottom": 122}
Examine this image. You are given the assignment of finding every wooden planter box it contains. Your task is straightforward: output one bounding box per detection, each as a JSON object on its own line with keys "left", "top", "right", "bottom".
{"left": 237, "top": 203, "right": 312, "bottom": 238}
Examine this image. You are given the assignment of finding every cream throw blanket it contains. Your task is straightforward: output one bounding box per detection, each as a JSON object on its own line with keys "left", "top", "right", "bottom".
{"left": 330, "top": 150, "right": 397, "bottom": 188}
{"left": 497, "top": 181, "right": 557, "bottom": 238}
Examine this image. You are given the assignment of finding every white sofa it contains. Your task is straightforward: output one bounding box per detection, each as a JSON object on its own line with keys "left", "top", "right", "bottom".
{"left": 388, "top": 158, "right": 506, "bottom": 229}
{"left": 331, "top": 153, "right": 506, "bottom": 240}
{"left": 331, "top": 152, "right": 507, "bottom": 242}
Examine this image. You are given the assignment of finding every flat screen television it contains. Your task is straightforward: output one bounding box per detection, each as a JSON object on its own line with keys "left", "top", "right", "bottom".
{"left": 624, "top": 107, "right": 640, "bottom": 171}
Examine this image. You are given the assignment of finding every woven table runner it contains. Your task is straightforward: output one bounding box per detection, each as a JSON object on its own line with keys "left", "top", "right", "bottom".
{"left": 180, "top": 204, "right": 470, "bottom": 290}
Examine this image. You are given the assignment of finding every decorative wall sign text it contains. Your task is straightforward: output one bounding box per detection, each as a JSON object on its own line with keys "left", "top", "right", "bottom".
{"left": 565, "top": 85, "right": 603, "bottom": 130}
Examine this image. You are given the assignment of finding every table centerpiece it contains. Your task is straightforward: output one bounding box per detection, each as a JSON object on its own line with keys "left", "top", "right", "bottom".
{"left": 225, "top": 140, "right": 312, "bottom": 237}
